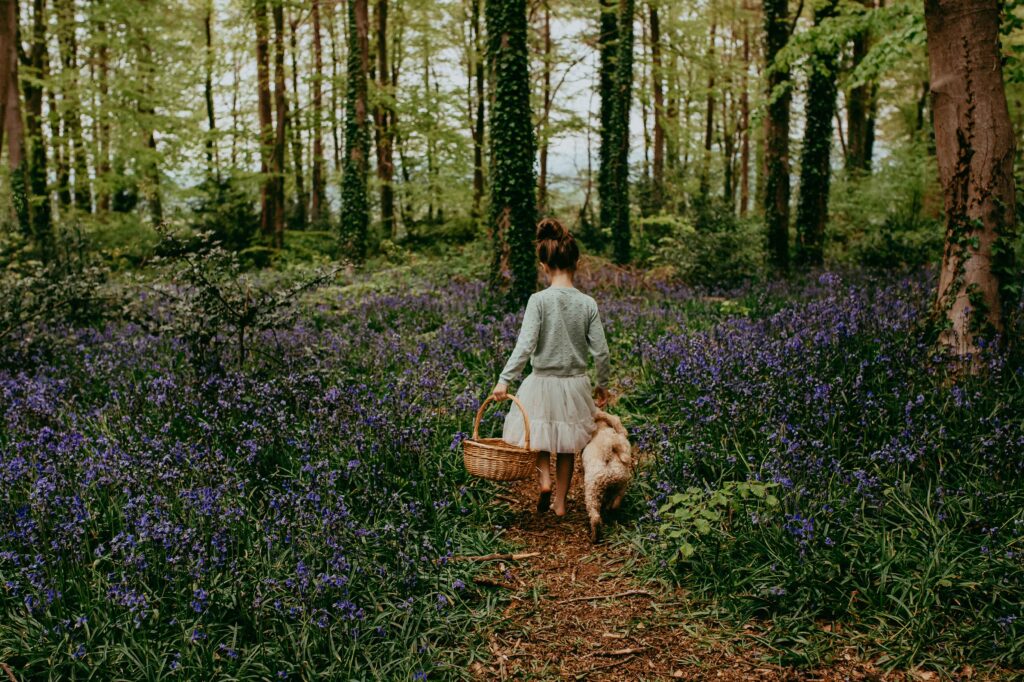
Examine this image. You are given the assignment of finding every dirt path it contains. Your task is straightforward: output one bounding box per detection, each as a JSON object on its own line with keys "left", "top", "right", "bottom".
{"left": 468, "top": 454, "right": 903, "bottom": 682}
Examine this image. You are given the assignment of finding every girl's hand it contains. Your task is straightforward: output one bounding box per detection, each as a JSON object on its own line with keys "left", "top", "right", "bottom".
{"left": 594, "top": 386, "right": 611, "bottom": 408}
{"left": 492, "top": 383, "right": 509, "bottom": 401}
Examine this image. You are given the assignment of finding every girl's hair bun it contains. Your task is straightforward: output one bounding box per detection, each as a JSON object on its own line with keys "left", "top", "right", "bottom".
{"left": 535, "top": 217, "right": 580, "bottom": 271}
{"left": 536, "top": 217, "right": 567, "bottom": 242}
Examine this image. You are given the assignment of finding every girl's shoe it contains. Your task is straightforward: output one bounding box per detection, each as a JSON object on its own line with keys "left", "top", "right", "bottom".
{"left": 537, "top": 490, "right": 552, "bottom": 513}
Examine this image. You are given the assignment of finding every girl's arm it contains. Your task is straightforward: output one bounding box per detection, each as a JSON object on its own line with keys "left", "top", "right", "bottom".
{"left": 587, "top": 302, "right": 611, "bottom": 401}
{"left": 494, "top": 295, "right": 542, "bottom": 393}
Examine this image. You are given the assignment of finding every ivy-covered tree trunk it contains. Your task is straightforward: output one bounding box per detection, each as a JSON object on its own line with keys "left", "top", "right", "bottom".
{"left": 610, "top": 0, "right": 634, "bottom": 264}
{"left": 649, "top": 2, "right": 664, "bottom": 211}
{"left": 597, "top": 0, "right": 617, "bottom": 245}
{"left": 762, "top": 0, "right": 792, "bottom": 272}
{"left": 794, "top": 0, "right": 839, "bottom": 268}
{"left": 341, "top": 0, "right": 370, "bottom": 260}
{"left": 925, "top": 0, "right": 1016, "bottom": 357}
{"left": 485, "top": 0, "right": 536, "bottom": 307}
{"left": 470, "top": 0, "right": 485, "bottom": 218}
{"left": 55, "top": 0, "right": 90, "bottom": 212}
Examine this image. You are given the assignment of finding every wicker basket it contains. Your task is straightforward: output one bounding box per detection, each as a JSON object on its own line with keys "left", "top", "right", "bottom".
{"left": 462, "top": 394, "right": 537, "bottom": 481}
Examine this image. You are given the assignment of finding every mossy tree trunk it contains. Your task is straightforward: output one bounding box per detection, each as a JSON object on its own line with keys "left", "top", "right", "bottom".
{"left": 486, "top": 0, "right": 536, "bottom": 308}
{"left": 925, "top": 0, "right": 1017, "bottom": 357}
{"left": 794, "top": 0, "right": 839, "bottom": 268}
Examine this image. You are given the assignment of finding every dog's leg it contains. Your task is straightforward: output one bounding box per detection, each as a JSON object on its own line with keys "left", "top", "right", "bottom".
{"left": 585, "top": 482, "right": 604, "bottom": 544}
{"left": 609, "top": 484, "right": 627, "bottom": 511}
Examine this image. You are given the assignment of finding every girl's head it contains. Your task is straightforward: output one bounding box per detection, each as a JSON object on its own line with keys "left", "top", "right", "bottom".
{"left": 535, "top": 218, "right": 580, "bottom": 273}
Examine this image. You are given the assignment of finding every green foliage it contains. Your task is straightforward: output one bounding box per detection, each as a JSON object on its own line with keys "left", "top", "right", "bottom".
{"left": 642, "top": 201, "right": 766, "bottom": 287}
{"left": 657, "top": 481, "right": 779, "bottom": 563}
{"left": 486, "top": 0, "right": 537, "bottom": 308}
{"left": 189, "top": 174, "right": 259, "bottom": 252}
{"left": 828, "top": 138, "right": 943, "bottom": 268}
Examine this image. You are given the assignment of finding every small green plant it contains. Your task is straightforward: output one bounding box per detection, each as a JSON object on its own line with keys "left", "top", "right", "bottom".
{"left": 657, "top": 480, "right": 779, "bottom": 562}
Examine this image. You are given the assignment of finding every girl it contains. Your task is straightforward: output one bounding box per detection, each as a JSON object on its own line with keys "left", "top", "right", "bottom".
{"left": 491, "top": 218, "right": 611, "bottom": 516}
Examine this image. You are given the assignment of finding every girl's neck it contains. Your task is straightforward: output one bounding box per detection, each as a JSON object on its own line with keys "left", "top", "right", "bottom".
{"left": 547, "top": 269, "right": 575, "bottom": 289}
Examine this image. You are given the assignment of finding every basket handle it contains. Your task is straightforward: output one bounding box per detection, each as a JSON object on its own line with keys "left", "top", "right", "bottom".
{"left": 473, "top": 394, "right": 531, "bottom": 452}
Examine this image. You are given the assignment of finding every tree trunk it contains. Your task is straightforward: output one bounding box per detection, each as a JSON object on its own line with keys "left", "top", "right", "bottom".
{"left": 794, "top": 0, "right": 839, "bottom": 268}
{"left": 471, "top": 0, "right": 485, "bottom": 217}
{"left": 2, "top": 0, "right": 29, "bottom": 235}
{"left": 255, "top": 0, "right": 275, "bottom": 240}
{"left": 272, "top": 0, "right": 287, "bottom": 246}
{"left": 486, "top": 0, "right": 537, "bottom": 306}
{"left": 762, "top": 0, "right": 791, "bottom": 272}
{"left": 537, "top": 0, "right": 552, "bottom": 211}
{"left": 288, "top": 11, "right": 307, "bottom": 230}
{"left": 56, "top": 0, "right": 90, "bottom": 212}
{"left": 845, "top": 0, "right": 877, "bottom": 174}
{"left": 204, "top": 0, "right": 217, "bottom": 178}
{"left": 95, "top": 14, "right": 110, "bottom": 212}
{"left": 310, "top": 0, "right": 325, "bottom": 225}
{"left": 739, "top": 14, "right": 750, "bottom": 216}
{"left": 610, "top": 0, "right": 634, "bottom": 264}
{"left": 925, "top": 0, "right": 1016, "bottom": 356}
{"left": 649, "top": 2, "right": 664, "bottom": 210}
{"left": 597, "top": 0, "right": 617, "bottom": 236}
{"left": 341, "top": 0, "right": 370, "bottom": 259}
{"left": 700, "top": 21, "right": 716, "bottom": 199}
{"left": 373, "top": 0, "right": 395, "bottom": 239}
{"left": 24, "top": 0, "right": 51, "bottom": 254}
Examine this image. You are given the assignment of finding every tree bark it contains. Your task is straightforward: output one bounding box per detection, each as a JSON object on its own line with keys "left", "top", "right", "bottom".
{"left": 537, "top": 0, "right": 552, "bottom": 210}
{"left": 739, "top": 13, "right": 750, "bottom": 216}
{"left": 55, "top": 0, "right": 89, "bottom": 212}
{"left": 2, "top": 0, "right": 29, "bottom": 235}
{"left": 649, "top": 2, "right": 664, "bottom": 210}
{"left": 610, "top": 0, "right": 634, "bottom": 264}
{"left": 272, "top": 0, "right": 287, "bottom": 246}
{"left": 341, "top": 0, "right": 370, "bottom": 259}
{"left": 925, "top": 0, "right": 1016, "bottom": 356}
{"left": 794, "top": 0, "right": 839, "bottom": 268}
{"left": 470, "top": 0, "right": 485, "bottom": 218}
{"left": 597, "top": 0, "right": 617, "bottom": 237}
{"left": 763, "top": 0, "right": 792, "bottom": 272}
{"left": 288, "top": 11, "right": 307, "bottom": 230}
{"left": 486, "top": 0, "right": 537, "bottom": 306}
{"left": 24, "top": 0, "right": 51, "bottom": 253}
{"left": 204, "top": 0, "right": 218, "bottom": 178}
{"left": 255, "top": 0, "right": 275, "bottom": 240}
{"left": 845, "top": 0, "right": 877, "bottom": 174}
{"left": 373, "top": 0, "right": 395, "bottom": 239}
{"left": 700, "top": 20, "right": 716, "bottom": 199}
{"left": 310, "top": 0, "right": 325, "bottom": 224}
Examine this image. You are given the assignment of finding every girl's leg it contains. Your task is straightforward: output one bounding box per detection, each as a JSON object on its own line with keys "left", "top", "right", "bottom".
{"left": 536, "top": 452, "right": 553, "bottom": 512}
{"left": 552, "top": 452, "right": 575, "bottom": 516}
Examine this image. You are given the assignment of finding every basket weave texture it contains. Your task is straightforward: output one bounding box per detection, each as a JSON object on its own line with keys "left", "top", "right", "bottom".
{"left": 462, "top": 394, "right": 537, "bottom": 481}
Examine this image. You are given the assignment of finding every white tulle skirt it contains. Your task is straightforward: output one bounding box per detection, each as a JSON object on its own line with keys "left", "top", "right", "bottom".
{"left": 503, "top": 373, "right": 597, "bottom": 454}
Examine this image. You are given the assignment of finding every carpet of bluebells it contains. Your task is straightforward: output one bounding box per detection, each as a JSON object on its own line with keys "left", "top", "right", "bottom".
{"left": 2, "top": 265, "right": 1023, "bottom": 677}
{"left": 624, "top": 270, "right": 1024, "bottom": 668}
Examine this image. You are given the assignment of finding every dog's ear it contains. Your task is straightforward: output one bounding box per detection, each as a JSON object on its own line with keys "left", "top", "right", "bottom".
{"left": 615, "top": 440, "right": 632, "bottom": 465}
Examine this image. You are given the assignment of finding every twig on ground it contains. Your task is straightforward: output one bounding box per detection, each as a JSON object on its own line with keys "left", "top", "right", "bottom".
{"left": 454, "top": 551, "right": 540, "bottom": 562}
{"left": 494, "top": 494, "right": 521, "bottom": 506}
{"left": 1, "top": 663, "right": 18, "bottom": 682}
{"left": 557, "top": 589, "right": 654, "bottom": 604}
{"left": 573, "top": 655, "right": 637, "bottom": 679}
{"left": 596, "top": 647, "right": 646, "bottom": 657}
{"left": 473, "top": 576, "right": 517, "bottom": 589}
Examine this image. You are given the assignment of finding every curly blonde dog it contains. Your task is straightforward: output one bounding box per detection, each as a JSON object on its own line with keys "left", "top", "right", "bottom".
{"left": 581, "top": 410, "right": 632, "bottom": 543}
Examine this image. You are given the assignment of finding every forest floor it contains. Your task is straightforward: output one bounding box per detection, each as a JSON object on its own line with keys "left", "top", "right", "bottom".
{"left": 467, "top": 453, "right": 917, "bottom": 682}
